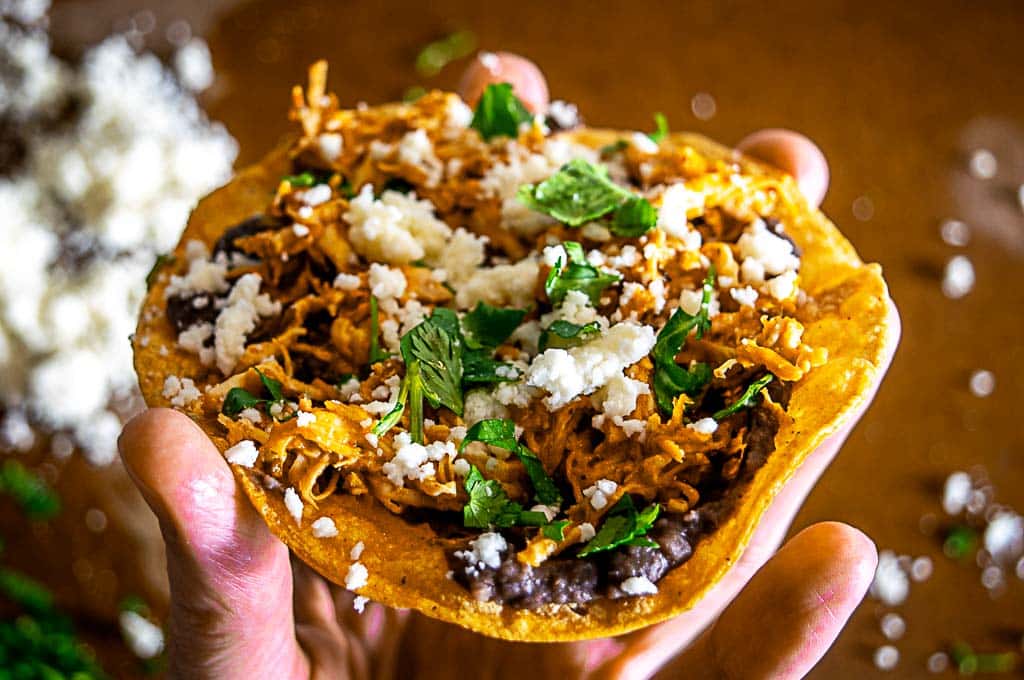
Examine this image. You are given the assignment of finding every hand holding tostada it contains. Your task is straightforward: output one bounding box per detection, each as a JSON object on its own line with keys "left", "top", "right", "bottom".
{"left": 123, "top": 51, "right": 898, "bottom": 678}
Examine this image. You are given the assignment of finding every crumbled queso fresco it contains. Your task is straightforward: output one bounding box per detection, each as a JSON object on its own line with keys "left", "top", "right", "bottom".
{"left": 148, "top": 61, "right": 829, "bottom": 609}
{"left": 0, "top": 3, "right": 237, "bottom": 463}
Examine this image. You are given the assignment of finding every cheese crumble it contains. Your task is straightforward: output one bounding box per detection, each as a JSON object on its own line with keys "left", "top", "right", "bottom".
{"left": 0, "top": 10, "right": 236, "bottom": 464}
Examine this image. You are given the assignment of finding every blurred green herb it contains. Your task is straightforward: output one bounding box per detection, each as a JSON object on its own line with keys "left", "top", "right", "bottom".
{"left": 943, "top": 525, "right": 978, "bottom": 560}
{"left": 415, "top": 30, "right": 477, "bottom": 77}
{"left": 0, "top": 460, "right": 60, "bottom": 520}
{"left": 647, "top": 112, "right": 669, "bottom": 143}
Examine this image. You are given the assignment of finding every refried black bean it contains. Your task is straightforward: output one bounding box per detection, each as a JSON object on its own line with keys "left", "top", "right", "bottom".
{"left": 166, "top": 292, "right": 218, "bottom": 333}
{"left": 212, "top": 213, "right": 287, "bottom": 256}
{"left": 453, "top": 406, "right": 781, "bottom": 608}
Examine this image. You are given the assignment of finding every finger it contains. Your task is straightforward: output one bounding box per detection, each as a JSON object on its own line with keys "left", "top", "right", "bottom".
{"left": 458, "top": 51, "right": 550, "bottom": 113}
{"left": 737, "top": 129, "right": 830, "bottom": 208}
{"left": 592, "top": 299, "right": 901, "bottom": 672}
{"left": 293, "top": 561, "right": 358, "bottom": 679}
{"left": 118, "top": 408, "right": 308, "bottom": 680}
{"left": 670, "top": 522, "right": 877, "bottom": 679}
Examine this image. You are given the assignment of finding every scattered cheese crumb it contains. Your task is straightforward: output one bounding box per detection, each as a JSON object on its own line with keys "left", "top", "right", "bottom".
{"left": 350, "top": 541, "right": 365, "bottom": 560}
{"left": 620, "top": 576, "right": 659, "bottom": 595}
{"left": 296, "top": 411, "right": 316, "bottom": 427}
{"left": 311, "top": 517, "right": 338, "bottom": 538}
{"left": 687, "top": 417, "right": 718, "bottom": 435}
{"left": 225, "top": 440, "right": 259, "bottom": 467}
{"left": 583, "top": 479, "right": 618, "bottom": 510}
{"left": 345, "top": 562, "right": 368, "bottom": 590}
{"left": 161, "top": 375, "right": 201, "bottom": 407}
{"left": 283, "top": 487, "right": 304, "bottom": 525}
{"left": 526, "top": 323, "right": 656, "bottom": 410}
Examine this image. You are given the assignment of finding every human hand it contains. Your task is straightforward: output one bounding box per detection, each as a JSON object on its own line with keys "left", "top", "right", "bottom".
{"left": 117, "top": 53, "right": 899, "bottom": 680}
{"left": 459, "top": 51, "right": 900, "bottom": 678}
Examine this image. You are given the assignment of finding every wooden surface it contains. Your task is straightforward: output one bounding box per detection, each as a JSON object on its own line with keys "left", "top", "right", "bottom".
{"left": 47, "top": 0, "right": 1024, "bottom": 676}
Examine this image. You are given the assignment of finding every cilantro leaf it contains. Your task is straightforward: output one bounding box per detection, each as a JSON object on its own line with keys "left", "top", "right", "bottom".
{"left": 545, "top": 240, "right": 621, "bottom": 305}
{"left": 374, "top": 314, "right": 464, "bottom": 442}
{"left": 461, "top": 302, "right": 527, "bottom": 349}
{"left": 462, "top": 349, "right": 519, "bottom": 385}
{"left": 578, "top": 495, "right": 660, "bottom": 557}
{"left": 400, "top": 317, "right": 463, "bottom": 416}
{"left": 461, "top": 419, "right": 562, "bottom": 507}
{"left": 368, "top": 296, "right": 390, "bottom": 365}
{"left": 648, "top": 112, "right": 669, "bottom": 143}
{"left": 256, "top": 368, "right": 284, "bottom": 402}
{"left": 372, "top": 376, "right": 410, "bottom": 437}
{"left": 222, "top": 387, "right": 262, "bottom": 416}
{"left": 463, "top": 465, "right": 524, "bottom": 529}
{"left": 517, "top": 159, "right": 633, "bottom": 227}
{"left": 713, "top": 374, "right": 774, "bottom": 420}
{"left": 542, "top": 520, "right": 570, "bottom": 541}
{"left": 470, "top": 83, "right": 533, "bottom": 141}
{"left": 460, "top": 418, "right": 519, "bottom": 450}
{"left": 539, "top": 320, "right": 601, "bottom": 352}
{"left": 651, "top": 268, "right": 716, "bottom": 413}
{"left": 611, "top": 196, "right": 657, "bottom": 237}
{"left": 222, "top": 368, "right": 287, "bottom": 417}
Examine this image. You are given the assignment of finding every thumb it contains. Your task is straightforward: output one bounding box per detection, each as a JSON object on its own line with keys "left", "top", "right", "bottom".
{"left": 119, "top": 408, "right": 309, "bottom": 680}
{"left": 666, "top": 522, "right": 876, "bottom": 679}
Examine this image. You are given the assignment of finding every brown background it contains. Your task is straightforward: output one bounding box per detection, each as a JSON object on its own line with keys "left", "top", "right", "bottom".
{"left": 47, "top": 0, "right": 1024, "bottom": 676}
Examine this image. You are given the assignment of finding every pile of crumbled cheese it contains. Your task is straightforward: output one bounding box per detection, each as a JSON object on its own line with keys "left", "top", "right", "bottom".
{"left": 0, "top": 1, "right": 237, "bottom": 463}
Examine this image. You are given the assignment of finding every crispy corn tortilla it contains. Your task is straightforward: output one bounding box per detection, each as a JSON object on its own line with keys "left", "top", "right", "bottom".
{"left": 133, "top": 127, "right": 894, "bottom": 642}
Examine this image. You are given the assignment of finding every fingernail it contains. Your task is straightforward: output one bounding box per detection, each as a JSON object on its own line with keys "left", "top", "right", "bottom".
{"left": 458, "top": 51, "right": 550, "bottom": 113}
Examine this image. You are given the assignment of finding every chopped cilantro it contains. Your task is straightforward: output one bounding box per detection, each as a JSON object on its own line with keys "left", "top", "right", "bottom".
{"left": 368, "top": 296, "right": 390, "bottom": 365}
{"left": 145, "top": 253, "right": 174, "bottom": 290}
{"left": 578, "top": 495, "right": 660, "bottom": 557}
{"left": 222, "top": 387, "right": 262, "bottom": 416}
{"left": 517, "top": 158, "right": 659, "bottom": 236}
{"left": 463, "top": 465, "right": 525, "bottom": 529}
{"left": 713, "top": 374, "right": 774, "bottom": 420}
{"left": 221, "top": 368, "right": 286, "bottom": 417}
{"left": 415, "top": 30, "right": 477, "bottom": 77}
{"left": 470, "top": 83, "right": 533, "bottom": 141}
{"left": 282, "top": 171, "right": 319, "bottom": 187}
{"left": 401, "top": 317, "right": 463, "bottom": 414}
{"left": 542, "top": 520, "right": 571, "bottom": 541}
{"left": 257, "top": 368, "right": 284, "bottom": 402}
{"left": 517, "top": 159, "right": 632, "bottom": 227}
{"left": 372, "top": 313, "right": 463, "bottom": 442}
{"left": 538, "top": 320, "right": 600, "bottom": 352}
{"left": 647, "top": 112, "right": 669, "bottom": 143}
{"left": 461, "top": 302, "right": 526, "bottom": 350}
{"left": 429, "top": 306, "right": 521, "bottom": 387}
{"left": 545, "top": 240, "right": 621, "bottom": 305}
{"left": 0, "top": 460, "right": 60, "bottom": 520}
{"left": 462, "top": 350, "right": 519, "bottom": 385}
{"left": 611, "top": 196, "right": 658, "bottom": 237}
{"left": 460, "top": 419, "right": 562, "bottom": 507}
{"left": 651, "top": 268, "right": 716, "bottom": 414}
